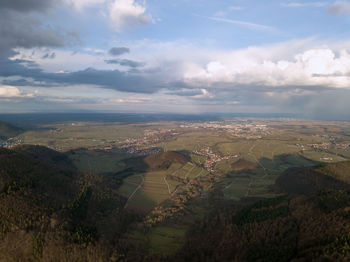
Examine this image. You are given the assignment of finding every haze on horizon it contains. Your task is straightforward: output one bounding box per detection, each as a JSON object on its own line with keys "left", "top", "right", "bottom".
{"left": 1, "top": 0, "right": 350, "bottom": 119}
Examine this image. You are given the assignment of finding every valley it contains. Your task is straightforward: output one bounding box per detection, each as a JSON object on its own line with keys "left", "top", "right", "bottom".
{"left": 1, "top": 117, "right": 350, "bottom": 260}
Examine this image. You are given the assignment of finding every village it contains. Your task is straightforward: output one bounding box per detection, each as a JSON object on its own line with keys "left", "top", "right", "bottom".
{"left": 307, "top": 142, "right": 350, "bottom": 150}
{"left": 0, "top": 137, "right": 23, "bottom": 148}
{"left": 193, "top": 147, "right": 238, "bottom": 172}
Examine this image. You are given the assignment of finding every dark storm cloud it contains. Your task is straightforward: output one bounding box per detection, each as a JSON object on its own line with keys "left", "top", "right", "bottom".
{"left": 104, "top": 59, "right": 145, "bottom": 68}
{"left": 0, "top": 0, "right": 59, "bottom": 12}
{"left": 0, "top": 57, "right": 161, "bottom": 93}
{"left": 108, "top": 47, "right": 130, "bottom": 56}
{"left": 0, "top": 10, "right": 68, "bottom": 54}
{"left": 0, "top": 0, "right": 79, "bottom": 56}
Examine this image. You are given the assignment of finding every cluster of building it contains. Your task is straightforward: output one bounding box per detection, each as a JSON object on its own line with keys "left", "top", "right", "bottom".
{"left": 307, "top": 142, "right": 350, "bottom": 150}
{"left": 119, "top": 128, "right": 179, "bottom": 149}
{"left": 0, "top": 138, "right": 23, "bottom": 148}
{"left": 307, "top": 142, "right": 331, "bottom": 150}
{"left": 193, "top": 147, "right": 238, "bottom": 172}
{"left": 144, "top": 129, "right": 179, "bottom": 136}
{"left": 180, "top": 122, "right": 268, "bottom": 131}
{"left": 124, "top": 147, "right": 162, "bottom": 156}
{"left": 334, "top": 142, "right": 350, "bottom": 149}
{"left": 144, "top": 174, "right": 215, "bottom": 227}
{"left": 180, "top": 122, "right": 269, "bottom": 139}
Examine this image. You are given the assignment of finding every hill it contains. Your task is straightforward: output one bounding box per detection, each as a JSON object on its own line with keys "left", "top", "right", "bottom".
{"left": 316, "top": 161, "right": 350, "bottom": 184}
{"left": 12, "top": 145, "right": 75, "bottom": 171}
{"left": 276, "top": 161, "right": 350, "bottom": 194}
{"left": 0, "top": 146, "right": 134, "bottom": 261}
{"left": 143, "top": 151, "right": 188, "bottom": 171}
{"left": 116, "top": 151, "right": 204, "bottom": 213}
{"left": 161, "top": 161, "right": 350, "bottom": 262}
{"left": 231, "top": 159, "right": 258, "bottom": 171}
{"left": 168, "top": 191, "right": 350, "bottom": 262}
{"left": 0, "top": 121, "right": 22, "bottom": 139}
{"left": 2, "top": 144, "right": 350, "bottom": 261}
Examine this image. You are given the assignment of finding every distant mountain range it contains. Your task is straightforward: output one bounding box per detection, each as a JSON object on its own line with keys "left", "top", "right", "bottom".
{"left": 0, "top": 112, "right": 300, "bottom": 126}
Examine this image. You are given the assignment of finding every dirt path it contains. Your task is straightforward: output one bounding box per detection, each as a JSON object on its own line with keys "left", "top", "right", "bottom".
{"left": 245, "top": 179, "right": 253, "bottom": 197}
{"left": 246, "top": 142, "right": 269, "bottom": 196}
{"left": 124, "top": 175, "right": 144, "bottom": 209}
{"left": 248, "top": 144, "right": 269, "bottom": 177}
{"left": 164, "top": 176, "right": 172, "bottom": 195}
{"left": 195, "top": 169, "right": 204, "bottom": 178}
{"left": 224, "top": 182, "right": 233, "bottom": 190}
{"left": 185, "top": 165, "right": 196, "bottom": 179}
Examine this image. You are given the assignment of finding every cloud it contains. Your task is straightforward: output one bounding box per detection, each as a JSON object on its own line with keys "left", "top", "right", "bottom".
{"left": 111, "top": 97, "right": 152, "bottom": 103}
{"left": 282, "top": 2, "right": 328, "bottom": 8}
{"left": 108, "top": 47, "right": 130, "bottom": 56}
{"left": 213, "top": 6, "right": 243, "bottom": 18}
{"left": 183, "top": 46, "right": 350, "bottom": 89}
{"left": 42, "top": 52, "right": 56, "bottom": 59}
{"left": 328, "top": 1, "right": 350, "bottom": 14}
{"left": 0, "top": 85, "right": 21, "bottom": 97}
{"left": 3, "top": 37, "right": 350, "bottom": 118}
{"left": 195, "top": 14, "right": 276, "bottom": 32}
{"left": 0, "top": 57, "right": 162, "bottom": 93}
{"left": 105, "top": 59, "right": 145, "bottom": 67}
{"left": 0, "top": 0, "right": 59, "bottom": 12}
{"left": 0, "top": 11, "right": 70, "bottom": 55}
{"left": 229, "top": 6, "right": 244, "bottom": 11}
{"left": 0, "top": 0, "right": 80, "bottom": 56}
{"left": 109, "top": 0, "right": 152, "bottom": 32}
{"left": 65, "top": 0, "right": 105, "bottom": 10}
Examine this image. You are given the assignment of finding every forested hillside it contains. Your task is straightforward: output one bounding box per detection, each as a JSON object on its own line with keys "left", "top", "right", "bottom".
{"left": 0, "top": 121, "right": 22, "bottom": 140}
{"left": 1, "top": 144, "right": 350, "bottom": 261}
{"left": 0, "top": 145, "right": 136, "bottom": 261}
{"left": 163, "top": 162, "right": 350, "bottom": 262}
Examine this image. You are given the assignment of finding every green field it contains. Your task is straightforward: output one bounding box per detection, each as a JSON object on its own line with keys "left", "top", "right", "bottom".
{"left": 68, "top": 149, "right": 127, "bottom": 174}
{"left": 118, "top": 161, "right": 208, "bottom": 211}
{"left": 147, "top": 226, "right": 187, "bottom": 255}
{"left": 4, "top": 118, "right": 350, "bottom": 257}
{"left": 13, "top": 119, "right": 349, "bottom": 213}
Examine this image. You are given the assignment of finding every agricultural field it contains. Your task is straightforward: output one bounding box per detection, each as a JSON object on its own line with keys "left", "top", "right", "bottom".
{"left": 7, "top": 118, "right": 350, "bottom": 211}
{"left": 67, "top": 149, "right": 128, "bottom": 174}
{"left": 2, "top": 117, "right": 350, "bottom": 257}
{"left": 119, "top": 159, "right": 209, "bottom": 212}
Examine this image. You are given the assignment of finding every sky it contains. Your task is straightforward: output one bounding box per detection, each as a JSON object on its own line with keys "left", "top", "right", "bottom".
{"left": 1, "top": 0, "right": 350, "bottom": 119}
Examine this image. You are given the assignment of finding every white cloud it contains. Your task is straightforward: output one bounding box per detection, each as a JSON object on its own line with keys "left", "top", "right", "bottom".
{"left": 183, "top": 44, "right": 350, "bottom": 89}
{"left": 192, "top": 88, "right": 213, "bottom": 99}
{"left": 111, "top": 97, "right": 152, "bottom": 103}
{"left": 282, "top": 2, "right": 328, "bottom": 8}
{"left": 195, "top": 15, "right": 277, "bottom": 32}
{"left": 12, "top": 39, "right": 350, "bottom": 96}
{"left": 0, "top": 85, "right": 21, "bottom": 97}
{"left": 229, "top": 6, "right": 244, "bottom": 11}
{"left": 109, "top": 0, "right": 152, "bottom": 32}
{"left": 328, "top": 1, "right": 350, "bottom": 14}
{"left": 65, "top": 0, "right": 106, "bottom": 10}
{"left": 213, "top": 6, "right": 244, "bottom": 17}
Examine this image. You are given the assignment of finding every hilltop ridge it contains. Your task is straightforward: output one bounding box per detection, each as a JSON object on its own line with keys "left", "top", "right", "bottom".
{"left": 0, "top": 121, "right": 22, "bottom": 140}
